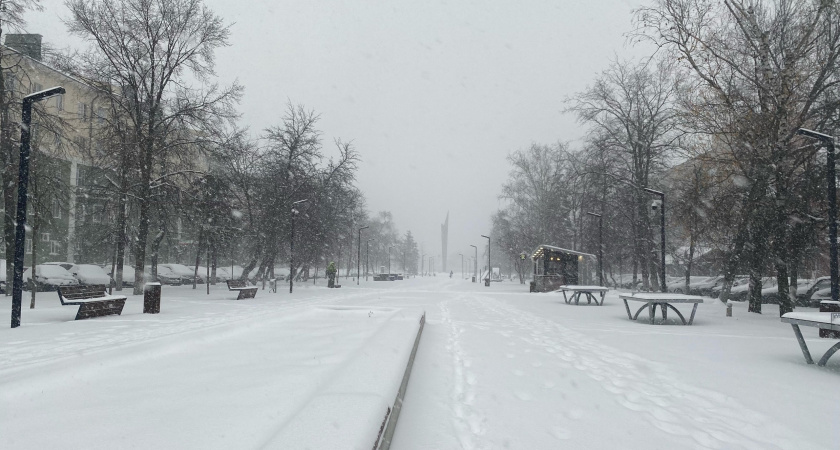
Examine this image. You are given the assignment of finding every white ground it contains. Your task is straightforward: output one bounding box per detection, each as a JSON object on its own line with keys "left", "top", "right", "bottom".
{"left": 2, "top": 276, "right": 839, "bottom": 449}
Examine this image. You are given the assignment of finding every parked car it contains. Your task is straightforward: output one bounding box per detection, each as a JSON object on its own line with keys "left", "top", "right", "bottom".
{"left": 797, "top": 277, "right": 831, "bottom": 307}
{"left": 710, "top": 276, "right": 749, "bottom": 298}
{"left": 106, "top": 265, "right": 141, "bottom": 287}
{"left": 159, "top": 263, "right": 203, "bottom": 284}
{"left": 23, "top": 265, "right": 79, "bottom": 291}
{"left": 688, "top": 276, "right": 725, "bottom": 296}
{"left": 152, "top": 265, "right": 182, "bottom": 285}
{"left": 41, "top": 261, "right": 74, "bottom": 271}
{"left": 667, "top": 276, "right": 710, "bottom": 294}
{"left": 68, "top": 264, "right": 112, "bottom": 286}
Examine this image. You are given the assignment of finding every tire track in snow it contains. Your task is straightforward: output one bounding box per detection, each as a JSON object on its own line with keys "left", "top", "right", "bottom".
{"left": 461, "top": 293, "right": 824, "bottom": 450}
{"left": 440, "top": 300, "right": 486, "bottom": 449}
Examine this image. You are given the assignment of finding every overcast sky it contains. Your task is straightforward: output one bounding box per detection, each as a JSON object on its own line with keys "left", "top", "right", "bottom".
{"left": 25, "top": 0, "right": 653, "bottom": 266}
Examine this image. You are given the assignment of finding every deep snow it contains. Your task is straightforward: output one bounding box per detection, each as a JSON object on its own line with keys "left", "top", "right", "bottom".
{"left": 2, "top": 276, "right": 839, "bottom": 449}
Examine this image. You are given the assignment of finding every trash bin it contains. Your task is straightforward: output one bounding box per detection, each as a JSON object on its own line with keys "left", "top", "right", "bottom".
{"left": 472, "top": 276, "right": 476, "bottom": 282}
{"left": 144, "top": 282, "right": 161, "bottom": 314}
{"left": 485, "top": 278, "right": 490, "bottom": 287}
{"left": 819, "top": 300, "right": 840, "bottom": 338}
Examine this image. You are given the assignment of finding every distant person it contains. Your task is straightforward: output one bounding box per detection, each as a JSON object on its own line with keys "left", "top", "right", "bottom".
{"left": 450, "top": 271, "right": 453, "bottom": 278}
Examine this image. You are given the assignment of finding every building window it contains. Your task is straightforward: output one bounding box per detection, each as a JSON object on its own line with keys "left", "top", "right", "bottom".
{"left": 25, "top": 239, "right": 32, "bottom": 255}
{"left": 53, "top": 131, "right": 62, "bottom": 148}
{"left": 51, "top": 197, "right": 62, "bottom": 219}
{"left": 56, "top": 94, "right": 64, "bottom": 111}
{"left": 32, "top": 82, "right": 42, "bottom": 93}
{"left": 96, "top": 107, "right": 106, "bottom": 124}
{"left": 77, "top": 102, "right": 88, "bottom": 121}
{"left": 50, "top": 240, "right": 61, "bottom": 256}
{"left": 74, "top": 136, "right": 87, "bottom": 151}
{"left": 4, "top": 73, "right": 16, "bottom": 92}
{"left": 41, "top": 232, "right": 50, "bottom": 243}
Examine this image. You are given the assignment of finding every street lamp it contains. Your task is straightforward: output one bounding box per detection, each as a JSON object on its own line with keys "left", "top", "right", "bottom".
{"left": 586, "top": 212, "right": 603, "bottom": 286}
{"left": 366, "top": 238, "right": 374, "bottom": 281}
{"left": 470, "top": 245, "right": 478, "bottom": 282}
{"left": 798, "top": 128, "right": 838, "bottom": 303}
{"left": 643, "top": 188, "right": 666, "bottom": 293}
{"left": 481, "top": 235, "right": 490, "bottom": 286}
{"left": 11, "top": 86, "right": 65, "bottom": 328}
{"left": 459, "top": 253, "right": 464, "bottom": 279}
{"left": 289, "top": 199, "right": 308, "bottom": 294}
{"left": 421, "top": 252, "right": 425, "bottom": 276}
{"left": 357, "top": 226, "right": 369, "bottom": 285}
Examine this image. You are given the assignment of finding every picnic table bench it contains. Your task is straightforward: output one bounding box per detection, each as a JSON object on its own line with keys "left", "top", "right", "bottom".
{"left": 781, "top": 312, "right": 840, "bottom": 366}
{"left": 559, "top": 285, "right": 609, "bottom": 306}
{"left": 226, "top": 279, "right": 258, "bottom": 300}
{"left": 619, "top": 293, "right": 704, "bottom": 325}
{"left": 58, "top": 285, "right": 127, "bottom": 320}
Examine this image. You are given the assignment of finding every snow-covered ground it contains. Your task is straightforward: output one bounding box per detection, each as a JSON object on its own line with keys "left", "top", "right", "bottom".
{"left": 2, "top": 276, "right": 839, "bottom": 449}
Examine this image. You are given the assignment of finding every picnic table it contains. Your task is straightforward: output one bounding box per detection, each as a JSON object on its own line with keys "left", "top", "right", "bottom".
{"left": 619, "top": 293, "right": 704, "bottom": 325}
{"left": 781, "top": 312, "right": 840, "bottom": 366}
{"left": 558, "top": 285, "right": 609, "bottom": 306}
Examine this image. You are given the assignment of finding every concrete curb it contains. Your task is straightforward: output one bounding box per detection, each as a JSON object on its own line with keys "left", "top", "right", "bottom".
{"left": 375, "top": 311, "right": 426, "bottom": 450}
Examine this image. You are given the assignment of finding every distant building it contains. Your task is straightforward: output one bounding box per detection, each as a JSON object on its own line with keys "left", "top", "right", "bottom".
{"left": 441, "top": 212, "right": 449, "bottom": 272}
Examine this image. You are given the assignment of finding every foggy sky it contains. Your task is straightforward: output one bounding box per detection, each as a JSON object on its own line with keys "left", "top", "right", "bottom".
{"left": 25, "top": 0, "right": 653, "bottom": 267}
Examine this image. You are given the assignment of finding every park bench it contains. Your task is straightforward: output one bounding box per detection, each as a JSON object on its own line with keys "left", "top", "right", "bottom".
{"left": 226, "top": 279, "right": 258, "bottom": 300}
{"left": 781, "top": 311, "right": 840, "bottom": 366}
{"left": 58, "top": 285, "right": 127, "bottom": 320}
{"left": 619, "top": 293, "right": 704, "bottom": 325}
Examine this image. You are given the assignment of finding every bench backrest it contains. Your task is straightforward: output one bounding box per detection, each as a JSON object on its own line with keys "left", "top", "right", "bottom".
{"left": 227, "top": 279, "right": 250, "bottom": 289}
{"left": 59, "top": 285, "right": 109, "bottom": 301}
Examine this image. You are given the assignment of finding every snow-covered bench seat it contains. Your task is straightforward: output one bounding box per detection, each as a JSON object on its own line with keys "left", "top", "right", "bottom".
{"left": 57, "top": 285, "right": 127, "bottom": 320}
{"left": 781, "top": 312, "right": 840, "bottom": 366}
{"left": 226, "top": 279, "right": 258, "bottom": 300}
{"left": 619, "top": 293, "right": 704, "bottom": 325}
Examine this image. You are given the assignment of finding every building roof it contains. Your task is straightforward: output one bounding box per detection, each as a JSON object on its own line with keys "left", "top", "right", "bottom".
{"left": 531, "top": 245, "right": 595, "bottom": 261}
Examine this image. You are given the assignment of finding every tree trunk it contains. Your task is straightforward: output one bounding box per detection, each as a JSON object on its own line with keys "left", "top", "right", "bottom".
{"left": 193, "top": 229, "right": 204, "bottom": 289}
{"left": 211, "top": 239, "right": 217, "bottom": 285}
{"left": 114, "top": 190, "right": 127, "bottom": 291}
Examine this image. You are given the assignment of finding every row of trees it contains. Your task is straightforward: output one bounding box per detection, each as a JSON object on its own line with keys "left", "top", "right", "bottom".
{"left": 491, "top": 0, "right": 840, "bottom": 316}
{"left": 0, "top": 0, "right": 418, "bottom": 297}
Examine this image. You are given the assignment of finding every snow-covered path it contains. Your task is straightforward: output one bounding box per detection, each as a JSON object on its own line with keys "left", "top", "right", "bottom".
{"left": 2, "top": 276, "right": 838, "bottom": 449}
{"left": 382, "top": 278, "right": 837, "bottom": 449}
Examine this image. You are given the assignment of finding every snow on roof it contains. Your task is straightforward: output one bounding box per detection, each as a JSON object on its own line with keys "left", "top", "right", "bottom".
{"left": 531, "top": 245, "right": 595, "bottom": 260}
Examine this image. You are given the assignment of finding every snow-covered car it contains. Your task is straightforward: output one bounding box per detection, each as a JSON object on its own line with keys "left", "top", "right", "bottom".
{"left": 41, "top": 261, "right": 74, "bottom": 271}
{"left": 688, "top": 276, "right": 724, "bottom": 296}
{"left": 810, "top": 287, "right": 833, "bottom": 307}
{"left": 213, "top": 267, "right": 233, "bottom": 281}
{"left": 797, "top": 276, "right": 831, "bottom": 307}
{"left": 106, "top": 265, "right": 143, "bottom": 287}
{"left": 151, "top": 265, "right": 182, "bottom": 285}
{"left": 23, "top": 265, "right": 79, "bottom": 291}
{"left": 68, "top": 264, "right": 112, "bottom": 286}
{"left": 710, "top": 276, "right": 749, "bottom": 298}
{"left": 667, "top": 276, "right": 709, "bottom": 294}
{"left": 159, "top": 263, "right": 203, "bottom": 284}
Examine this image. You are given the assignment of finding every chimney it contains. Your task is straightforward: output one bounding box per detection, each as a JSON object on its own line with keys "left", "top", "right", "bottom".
{"left": 4, "top": 34, "right": 42, "bottom": 61}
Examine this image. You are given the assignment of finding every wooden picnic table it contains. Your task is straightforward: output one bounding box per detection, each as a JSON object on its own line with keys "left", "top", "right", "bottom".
{"left": 558, "top": 285, "right": 609, "bottom": 306}
{"left": 619, "top": 293, "right": 704, "bottom": 325}
{"left": 781, "top": 312, "right": 840, "bottom": 366}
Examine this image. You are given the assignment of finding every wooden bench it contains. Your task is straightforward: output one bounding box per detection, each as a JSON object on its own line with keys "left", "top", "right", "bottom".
{"left": 781, "top": 312, "right": 840, "bottom": 366}
{"left": 226, "top": 279, "right": 258, "bottom": 300}
{"left": 619, "top": 293, "right": 704, "bottom": 325}
{"left": 58, "top": 285, "right": 127, "bottom": 320}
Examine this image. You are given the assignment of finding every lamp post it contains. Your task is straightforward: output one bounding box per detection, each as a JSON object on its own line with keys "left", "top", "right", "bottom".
{"left": 366, "top": 239, "right": 374, "bottom": 281}
{"left": 470, "top": 245, "right": 478, "bottom": 282}
{"left": 481, "top": 235, "right": 490, "bottom": 285}
{"left": 421, "top": 252, "right": 425, "bottom": 276}
{"left": 402, "top": 251, "right": 406, "bottom": 277}
{"left": 357, "top": 226, "right": 369, "bottom": 285}
{"left": 459, "top": 253, "right": 464, "bottom": 279}
{"left": 798, "top": 128, "right": 838, "bottom": 303}
{"left": 586, "top": 212, "right": 603, "bottom": 286}
{"left": 643, "top": 188, "right": 666, "bottom": 293}
{"left": 289, "top": 199, "right": 308, "bottom": 294}
{"left": 11, "top": 86, "right": 65, "bottom": 328}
